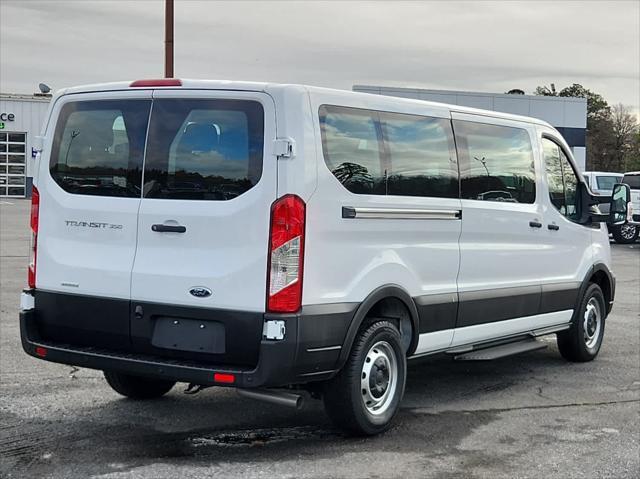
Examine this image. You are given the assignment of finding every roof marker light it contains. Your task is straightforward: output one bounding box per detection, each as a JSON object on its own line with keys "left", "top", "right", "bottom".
{"left": 130, "top": 79, "right": 182, "bottom": 88}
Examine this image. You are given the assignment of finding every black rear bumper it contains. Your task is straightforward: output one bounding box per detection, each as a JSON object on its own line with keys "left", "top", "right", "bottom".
{"left": 20, "top": 292, "right": 358, "bottom": 388}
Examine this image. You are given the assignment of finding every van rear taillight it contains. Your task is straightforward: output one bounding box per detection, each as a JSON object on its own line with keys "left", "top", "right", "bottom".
{"left": 130, "top": 79, "right": 182, "bottom": 87}
{"left": 267, "top": 195, "right": 306, "bottom": 313}
{"left": 28, "top": 186, "right": 39, "bottom": 288}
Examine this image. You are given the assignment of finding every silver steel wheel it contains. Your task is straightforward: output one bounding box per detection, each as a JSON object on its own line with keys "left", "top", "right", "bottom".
{"left": 583, "top": 297, "right": 602, "bottom": 350}
{"left": 360, "top": 341, "right": 398, "bottom": 416}
{"left": 619, "top": 224, "right": 637, "bottom": 240}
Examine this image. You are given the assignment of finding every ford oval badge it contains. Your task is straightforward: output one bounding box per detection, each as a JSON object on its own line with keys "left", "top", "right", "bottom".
{"left": 189, "top": 287, "right": 212, "bottom": 298}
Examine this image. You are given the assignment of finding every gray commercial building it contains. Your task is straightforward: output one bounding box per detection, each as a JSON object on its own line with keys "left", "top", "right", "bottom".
{"left": 353, "top": 85, "right": 588, "bottom": 171}
{"left": 0, "top": 93, "right": 51, "bottom": 198}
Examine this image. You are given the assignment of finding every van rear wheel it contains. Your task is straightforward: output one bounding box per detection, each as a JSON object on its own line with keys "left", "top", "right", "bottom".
{"left": 557, "top": 283, "right": 606, "bottom": 362}
{"left": 323, "top": 320, "right": 406, "bottom": 436}
{"left": 104, "top": 371, "right": 175, "bottom": 399}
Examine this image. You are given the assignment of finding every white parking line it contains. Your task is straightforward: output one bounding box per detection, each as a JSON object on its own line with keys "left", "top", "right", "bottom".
{"left": 0, "top": 201, "right": 15, "bottom": 205}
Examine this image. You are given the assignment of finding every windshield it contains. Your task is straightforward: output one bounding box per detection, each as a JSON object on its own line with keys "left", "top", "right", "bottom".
{"left": 596, "top": 175, "right": 622, "bottom": 191}
{"left": 622, "top": 174, "right": 640, "bottom": 189}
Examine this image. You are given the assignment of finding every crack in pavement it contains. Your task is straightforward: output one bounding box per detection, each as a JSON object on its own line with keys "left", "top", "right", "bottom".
{"left": 406, "top": 397, "right": 640, "bottom": 415}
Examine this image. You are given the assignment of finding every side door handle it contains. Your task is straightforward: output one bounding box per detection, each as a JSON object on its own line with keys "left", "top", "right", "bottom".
{"left": 548, "top": 224, "right": 560, "bottom": 231}
{"left": 151, "top": 224, "right": 186, "bottom": 233}
{"left": 529, "top": 221, "right": 543, "bottom": 228}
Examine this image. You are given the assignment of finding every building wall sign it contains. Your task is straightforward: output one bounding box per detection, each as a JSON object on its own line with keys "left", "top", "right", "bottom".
{"left": 0, "top": 112, "right": 16, "bottom": 129}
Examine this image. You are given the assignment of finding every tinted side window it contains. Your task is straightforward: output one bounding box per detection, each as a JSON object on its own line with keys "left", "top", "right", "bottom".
{"left": 542, "top": 138, "right": 581, "bottom": 222}
{"left": 454, "top": 121, "right": 536, "bottom": 203}
{"left": 144, "top": 99, "right": 264, "bottom": 200}
{"left": 319, "top": 106, "right": 385, "bottom": 195}
{"left": 50, "top": 100, "right": 151, "bottom": 197}
{"left": 380, "top": 112, "right": 458, "bottom": 198}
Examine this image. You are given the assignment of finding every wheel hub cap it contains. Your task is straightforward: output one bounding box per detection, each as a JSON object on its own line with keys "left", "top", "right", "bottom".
{"left": 361, "top": 341, "right": 398, "bottom": 415}
{"left": 583, "top": 298, "right": 602, "bottom": 350}
{"left": 621, "top": 224, "right": 636, "bottom": 239}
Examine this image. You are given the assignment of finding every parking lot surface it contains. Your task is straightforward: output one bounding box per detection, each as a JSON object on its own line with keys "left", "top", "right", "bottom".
{"left": 1, "top": 199, "right": 639, "bottom": 479}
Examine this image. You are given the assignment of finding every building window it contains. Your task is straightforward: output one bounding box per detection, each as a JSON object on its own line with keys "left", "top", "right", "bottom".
{"left": 0, "top": 131, "right": 27, "bottom": 197}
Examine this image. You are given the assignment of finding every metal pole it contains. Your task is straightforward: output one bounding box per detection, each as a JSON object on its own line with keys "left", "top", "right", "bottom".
{"left": 164, "top": 0, "right": 174, "bottom": 78}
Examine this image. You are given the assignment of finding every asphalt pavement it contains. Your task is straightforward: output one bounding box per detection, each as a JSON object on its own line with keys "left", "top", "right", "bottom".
{"left": 1, "top": 198, "right": 638, "bottom": 479}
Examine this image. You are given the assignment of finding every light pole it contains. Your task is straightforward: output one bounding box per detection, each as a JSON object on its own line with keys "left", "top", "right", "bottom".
{"left": 165, "top": 0, "right": 174, "bottom": 78}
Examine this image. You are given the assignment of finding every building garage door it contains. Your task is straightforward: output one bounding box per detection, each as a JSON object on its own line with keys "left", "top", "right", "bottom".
{"left": 0, "top": 132, "right": 27, "bottom": 197}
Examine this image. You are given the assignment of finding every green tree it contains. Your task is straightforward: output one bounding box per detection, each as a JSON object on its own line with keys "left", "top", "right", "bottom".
{"left": 534, "top": 83, "right": 616, "bottom": 171}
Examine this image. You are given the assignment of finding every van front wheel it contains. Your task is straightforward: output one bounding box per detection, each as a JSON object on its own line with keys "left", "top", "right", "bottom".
{"left": 557, "top": 283, "right": 606, "bottom": 362}
{"left": 104, "top": 371, "right": 175, "bottom": 399}
{"left": 323, "top": 320, "right": 406, "bottom": 436}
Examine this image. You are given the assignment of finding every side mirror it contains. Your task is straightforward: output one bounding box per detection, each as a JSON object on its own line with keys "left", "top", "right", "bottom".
{"left": 609, "top": 183, "right": 631, "bottom": 225}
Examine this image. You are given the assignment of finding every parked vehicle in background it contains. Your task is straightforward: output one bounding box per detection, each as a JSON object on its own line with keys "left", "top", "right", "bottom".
{"left": 19, "top": 79, "right": 633, "bottom": 435}
{"left": 610, "top": 171, "right": 640, "bottom": 243}
{"left": 582, "top": 171, "right": 623, "bottom": 214}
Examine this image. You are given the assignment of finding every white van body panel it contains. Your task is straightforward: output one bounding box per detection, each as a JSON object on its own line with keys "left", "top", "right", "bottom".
{"left": 305, "top": 88, "right": 462, "bottom": 350}
{"left": 536, "top": 126, "right": 599, "bottom": 290}
{"left": 26, "top": 79, "right": 616, "bottom": 384}
{"left": 130, "top": 89, "right": 277, "bottom": 312}
{"left": 35, "top": 89, "right": 153, "bottom": 299}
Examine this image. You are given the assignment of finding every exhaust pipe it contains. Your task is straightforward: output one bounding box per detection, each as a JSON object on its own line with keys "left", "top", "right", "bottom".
{"left": 237, "top": 388, "right": 304, "bottom": 409}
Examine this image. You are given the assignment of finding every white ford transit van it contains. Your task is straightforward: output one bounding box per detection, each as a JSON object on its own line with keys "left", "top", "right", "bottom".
{"left": 20, "top": 79, "right": 633, "bottom": 435}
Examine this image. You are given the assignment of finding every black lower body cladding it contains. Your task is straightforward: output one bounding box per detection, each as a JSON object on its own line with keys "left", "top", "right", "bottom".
{"left": 21, "top": 290, "right": 357, "bottom": 387}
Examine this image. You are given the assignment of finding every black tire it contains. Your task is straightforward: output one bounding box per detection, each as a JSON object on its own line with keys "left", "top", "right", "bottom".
{"left": 103, "top": 371, "right": 175, "bottom": 399}
{"left": 323, "top": 320, "right": 406, "bottom": 436}
{"left": 611, "top": 223, "right": 639, "bottom": 244}
{"left": 557, "top": 283, "right": 606, "bottom": 362}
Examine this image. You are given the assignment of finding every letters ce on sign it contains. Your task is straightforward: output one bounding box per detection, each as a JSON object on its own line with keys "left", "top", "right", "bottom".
{"left": 0, "top": 112, "right": 16, "bottom": 130}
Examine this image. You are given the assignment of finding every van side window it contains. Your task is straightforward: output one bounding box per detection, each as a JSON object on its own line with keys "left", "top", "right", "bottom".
{"left": 143, "top": 99, "right": 264, "bottom": 200}
{"left": 319, "top": 106, "right": 385, "bottom": 195}
{"left": 379, "top": 112, "right": 458, "bottom": 198}
{"left": 542, "top": 138, "right": 581, "bottom": 221}
{"left": 319, "top": 105, "right": 459, "bottom": 198}
{"left": 50, "top": 100, "right": 151, "bottom": 197}
{"left": 453, "top": 121, "right": 536, "bottom": 203}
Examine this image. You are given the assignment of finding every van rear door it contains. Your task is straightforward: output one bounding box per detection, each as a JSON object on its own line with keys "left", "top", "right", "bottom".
{"left": 36, "top": 90, "right": 152, "bottom": 346}
{"left": 129, "top": 90, "right": 276, "bottom": 365}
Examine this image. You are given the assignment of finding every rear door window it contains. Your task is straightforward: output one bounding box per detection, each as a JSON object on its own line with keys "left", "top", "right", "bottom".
{"left": 143, "top": 99, "right": 264, "bottom": 200}
{"left": 50, "top": 100, "right": 151, "bottom": 197}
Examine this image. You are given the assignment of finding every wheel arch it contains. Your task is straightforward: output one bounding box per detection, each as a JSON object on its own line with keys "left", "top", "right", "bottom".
{"left": 579, "top": 263, "right": 615, "bottom": 316}
{"left": 337, "top": 285, "right": 419, "bottom": 370}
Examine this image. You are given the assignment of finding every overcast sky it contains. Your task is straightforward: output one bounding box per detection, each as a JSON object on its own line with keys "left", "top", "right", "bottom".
{"left": 1, "top": 0, "right": 638, "bottom": 114}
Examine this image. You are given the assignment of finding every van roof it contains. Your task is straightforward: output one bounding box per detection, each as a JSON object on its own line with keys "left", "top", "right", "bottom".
{"left": 57, "top": 79, "right": 555, "bottom": 128}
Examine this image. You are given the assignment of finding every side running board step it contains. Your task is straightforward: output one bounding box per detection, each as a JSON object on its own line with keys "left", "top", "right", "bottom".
{"left": 453, "top": 339, "right": 547, "bottom": 361}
